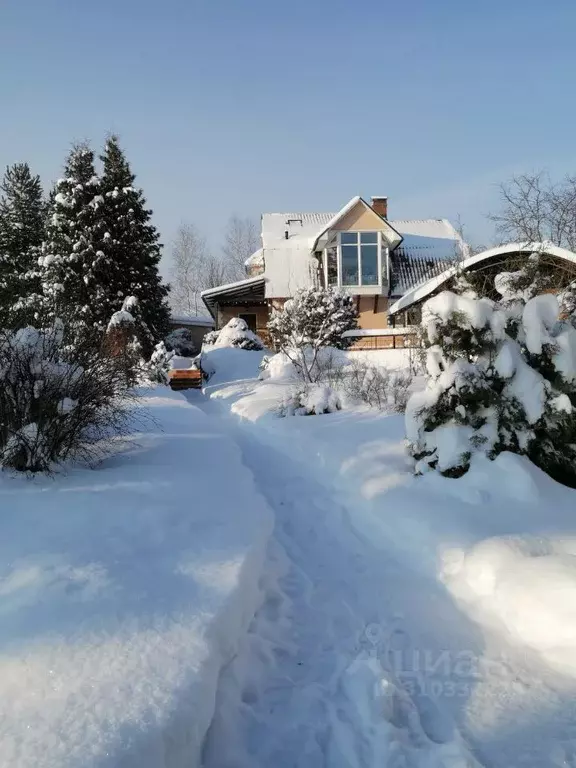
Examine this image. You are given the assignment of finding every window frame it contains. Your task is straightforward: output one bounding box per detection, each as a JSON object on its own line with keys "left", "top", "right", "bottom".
{"left": 323, "top": 231, "right": 384, "bottom": 289}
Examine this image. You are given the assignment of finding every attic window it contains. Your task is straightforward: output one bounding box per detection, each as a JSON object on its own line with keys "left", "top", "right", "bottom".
{"left": 340, "top": 232, "right": 379, "bottom": 286}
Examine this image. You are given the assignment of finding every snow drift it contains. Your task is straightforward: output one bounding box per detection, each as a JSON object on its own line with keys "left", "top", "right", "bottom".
{"left": 0, "top": 388, "right": 273, "bottom": 768}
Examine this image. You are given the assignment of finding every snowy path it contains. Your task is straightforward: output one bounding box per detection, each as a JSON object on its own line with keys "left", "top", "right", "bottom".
{"left": 191, "top": 385, "right": 576, "bottom": 768}
{"left": 198, "top": 414, "right": 481, "bottom": 768}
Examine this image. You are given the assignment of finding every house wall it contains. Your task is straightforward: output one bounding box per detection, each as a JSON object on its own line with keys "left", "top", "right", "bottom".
{"left": 356, "top": 296, "right": 390, "bottom": 329}
{"left": 263, "top": 247, "right": 319, "bottom": 300}
{"left": 332, "top": 203, "right": 390, "bottom": 235}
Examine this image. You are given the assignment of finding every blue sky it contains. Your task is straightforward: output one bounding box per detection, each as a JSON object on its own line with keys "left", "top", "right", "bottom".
{"left": 1, "top": 0, "right": 576, "bottom": 273}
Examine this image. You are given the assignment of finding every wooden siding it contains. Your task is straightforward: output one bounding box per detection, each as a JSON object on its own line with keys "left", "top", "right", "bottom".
{"left": 356, "top": 295, "right": 390, "bottom": 329}
{"left": 332, "top": 201, "right": 390, "bottom": 233}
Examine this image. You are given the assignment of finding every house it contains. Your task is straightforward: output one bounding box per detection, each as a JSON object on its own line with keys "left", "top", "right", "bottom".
{"left": 169, "top": 313, "right": 215, "bottom": 349}
{"left": 201, "top": 196, "right": 467, "bottom": 349}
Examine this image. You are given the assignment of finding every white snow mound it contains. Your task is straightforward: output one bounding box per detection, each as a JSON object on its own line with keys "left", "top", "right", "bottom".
{"left": 443, "top": 533, "right": 576, "bottom": 676}
{"left": 0, "top": 388, "right": 272, "bottom": 768}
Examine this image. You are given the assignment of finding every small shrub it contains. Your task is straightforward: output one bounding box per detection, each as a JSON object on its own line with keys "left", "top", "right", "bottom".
{"left": 165, "top": 327, "right": 197, "bottom": 357}
{"left": 202, "top": 329, "right": 220, "bottom": 347}
{"left": 147, "top": 341, "right": 174, "bottom": 385}
{"left": 279, "top": 383, "right": 342, "bottom": 417}
{"left": 0, "top": 323, "right": 133, "bottom": 472}
{"left": 213, "top": 317, "right": 264, "bottom": 350}
{"left": 339, "top": 359, "right": 412, "bottom": 412}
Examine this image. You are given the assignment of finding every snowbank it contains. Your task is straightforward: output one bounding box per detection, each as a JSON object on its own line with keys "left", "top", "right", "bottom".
{"left": 202, "top": 347, "right": 268, "bottom": 386}
{"left": 0, "top": 388, "right": 272, "bottom": 768}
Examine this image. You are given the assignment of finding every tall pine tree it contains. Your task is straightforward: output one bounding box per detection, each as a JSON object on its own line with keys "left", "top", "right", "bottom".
{"left": 98, "top": 136, "right": 170, "bottom": 354}
{"left": 41, "top": 143, "right": 107, "bottom": 344}
{"left": 0, "top": 163, "right": 45, "bottom": 327}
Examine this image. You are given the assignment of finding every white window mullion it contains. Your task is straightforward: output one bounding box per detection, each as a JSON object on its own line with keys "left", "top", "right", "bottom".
{"left": 357, "top": 232, "right": 362, "bottom": 287}
{"left": 337, "top": 232, "right": 342, "bottom": 287}
{"left": 377, "top": 231, "right": 382, "bottom": 289}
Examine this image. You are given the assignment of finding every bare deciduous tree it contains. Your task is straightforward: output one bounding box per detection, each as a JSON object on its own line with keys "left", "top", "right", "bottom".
{"left": 490, "top": 172, "right": 576, "bottom": 250}
{"left": 222, "top": 215, "right": 259, "bottom": 280}
{"left": 170, "top": 223, "right": 227, "bottom": 316}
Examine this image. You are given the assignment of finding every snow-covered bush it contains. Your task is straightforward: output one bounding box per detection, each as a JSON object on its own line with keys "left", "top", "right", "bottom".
{"left": 268, "top": 289, "right": 357, "bottom": 383}
{"left": 148, "top": 341, "right": 174, "bottom": 385}
{"left": 202, "top": 329, "right": 220, "bottom": 347}
{"left": 407, "top": 279, "right": 576, "bottom": 484}
{"left": 212, "top": 317, "right": 264, "bottom": 351}
{"left": 279, "top": 384, "right": 342, "bottom": 417}
{"left": 164, "top": 327, "right": 197, "bottom": 357}
{"left": 0, "top": 322, "right": 132, "bottom": 472}
{"left": 341, "top": 360, "right": 412, "bottom": 413}
{"left": 258, "top": 352, "right": 296, "bottom": 381}
{"left": 268, "top": 288, "right": 358, "bottom": 380}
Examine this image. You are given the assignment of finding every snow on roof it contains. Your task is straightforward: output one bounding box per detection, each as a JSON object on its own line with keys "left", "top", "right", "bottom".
{"left": 309, "top": 196, "right": 362, "bottom": 249}
{"left": 244, "top": 248, "right": 264, "bottom": 267}
{"left": 261, "top": 205, "right": 457, "bottom": 252}
{"left": 388, "top": 218, "right": 461, "bottom": 240}
{"left": 201, "top": 275, "right": 266, "bottom": 298}
{"left": 170, "top": 313, "right": 215, "bottom": 327}
{"left": 261, "top": 212, "right": 335, "bottom": 248}
{"left": 389, "top": 242, "right": 576, "bottom": 314}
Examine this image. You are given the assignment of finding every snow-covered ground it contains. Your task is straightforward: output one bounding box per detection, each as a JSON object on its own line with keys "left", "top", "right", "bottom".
{"left": 11, "top": 346, "right": 576, "bottom": 767}
{"left": 0, "top": 387, "right": 272, "bottom": 768}
{"left": 197, "top": 347, "right": 576, "bottom": 767}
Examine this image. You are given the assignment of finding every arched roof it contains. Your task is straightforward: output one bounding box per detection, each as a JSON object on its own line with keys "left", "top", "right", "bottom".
{"left": 389, "top": 242, "right": 576, "bottom": 315}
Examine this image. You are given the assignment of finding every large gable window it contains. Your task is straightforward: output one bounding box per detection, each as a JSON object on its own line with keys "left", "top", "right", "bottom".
{"left": 330, "top": 231, "right": 382, "bottom": 288}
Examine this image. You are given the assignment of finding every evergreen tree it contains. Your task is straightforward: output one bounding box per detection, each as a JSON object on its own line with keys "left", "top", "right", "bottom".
{"left": 41, "top": 143, "right": 107, "bottom": 344}
{"left": 407, "top": 267, "right": 576, "bottom": 486}
{"left": 98, "top": 136, "right": 170, "bottom": 354}
{"left": 0, "top": 163, "right": 45, "bottom": 327}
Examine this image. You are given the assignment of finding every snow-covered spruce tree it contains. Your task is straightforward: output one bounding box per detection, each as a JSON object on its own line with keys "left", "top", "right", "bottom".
{"left": 494, "top": 268, "right": 576, "bottom": 486}
{"left": 98, "top": 136, "right": 170, "bottom": 355}
{"left": 0, "top": 163, "right": 46, "bottom": 327}
{"left": 406, "top": 292, "right": 512, "bottom": 477}
{"left": 267, "top": 287, "right": 358, "bottom": 382}
{"left": 407, "top": 282, "right": 576, "bottom": 485}
{"left": 40, "top": 144, "right": 107, "bottom": 346}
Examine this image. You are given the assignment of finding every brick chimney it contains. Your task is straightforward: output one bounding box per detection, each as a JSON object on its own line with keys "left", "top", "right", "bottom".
{"left": 371, "top": 196, "right": 388, "bottom": 219}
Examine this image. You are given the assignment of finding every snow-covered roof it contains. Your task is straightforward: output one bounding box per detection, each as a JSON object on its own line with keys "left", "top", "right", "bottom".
{"left": 389, "top": 242, "right": 576, "bottom": 314}
{"left": 244, "top": 248, "right": 264, "bottom": 267}
{"left": 170, "top": 313, "right": 215, "bottom": 327}
{"left": 262, "top": 212, "right": 335, "bottom": 248}
{"left": 201, "top": 275, "right": 266, "bottom": 299}
{"left": 201, "top": 276, "right": 266, "bottom": 318}
{"left": 388, "top": 218, "right": 461, "bottom": 240}
{"left": 261, "top": 205, "right": 460, "bottom": 255}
